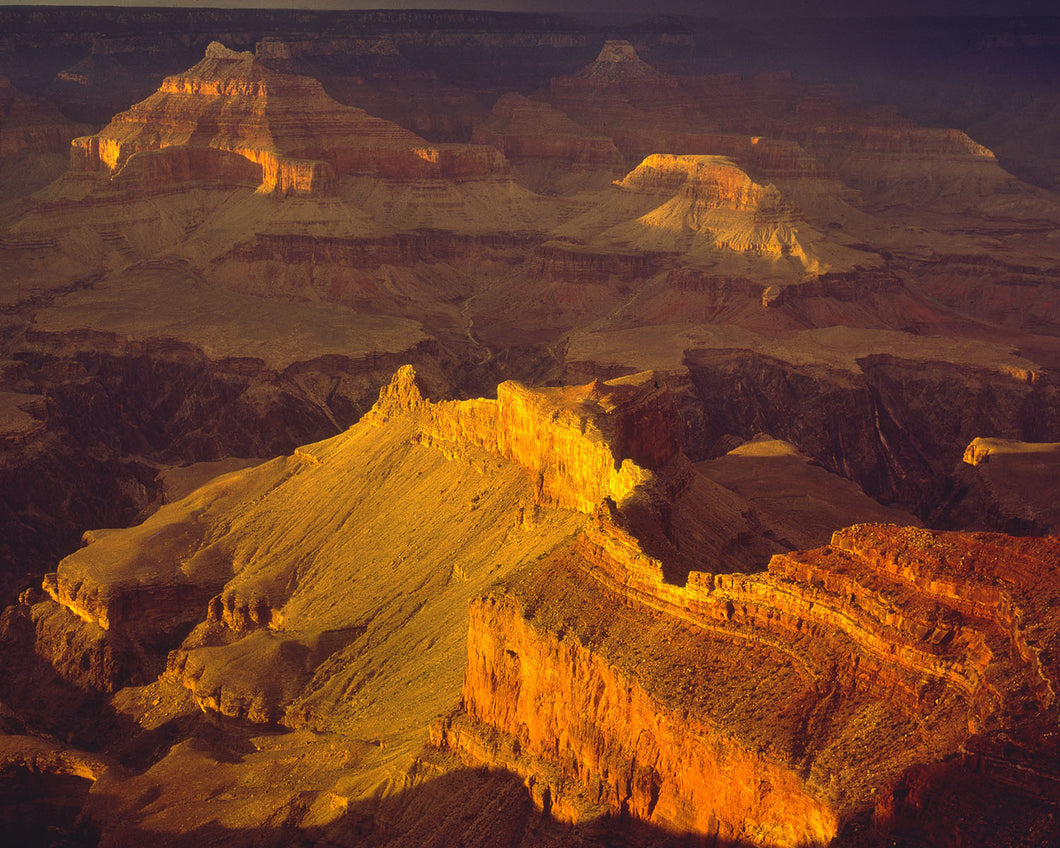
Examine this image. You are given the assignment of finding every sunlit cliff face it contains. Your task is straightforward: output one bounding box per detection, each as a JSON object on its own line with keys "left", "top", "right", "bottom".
{"left": 443, "top": 518, "right": 1060, "bottom": 846}
{"left": 68, "top": 41, "right": 510, "bottom": 195}
{"left": 21, "top": 363, "right": 1060, "bottom": 846}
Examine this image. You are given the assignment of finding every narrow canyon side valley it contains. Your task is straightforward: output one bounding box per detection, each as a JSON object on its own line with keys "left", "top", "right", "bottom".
{"left": 1, "top": 7, "right": 1059, "bottom": 847}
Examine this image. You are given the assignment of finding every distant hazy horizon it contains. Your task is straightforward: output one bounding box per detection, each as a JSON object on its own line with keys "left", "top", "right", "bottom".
{"left": 1, "top": 0, "right": 1057, "bottom": 20}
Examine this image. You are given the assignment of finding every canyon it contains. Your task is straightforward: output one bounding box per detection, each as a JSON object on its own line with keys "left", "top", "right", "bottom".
{"left": 0, "top": 8, "right": 1058, "bottom": 848}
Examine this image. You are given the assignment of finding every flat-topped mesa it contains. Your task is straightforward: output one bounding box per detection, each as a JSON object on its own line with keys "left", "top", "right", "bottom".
{"left": 619, "top": 153, "right": 783, "bottom": 209}
{"left": 746, "top": 136, "right": 835, "bottom": 181}
{"left": 814, "top": 125, "right": 995, "bottom": 158}
{"left": 585, "top": 127, "right": 835, "bottom": 183}
{"left": 573, "top": 520, "right": 987, "bottom": 708}
{"left": 68, "top": 42, "right": 508, "bottom": 195}
{"left": 371, "top": 365, "right": 680, "bottom": 513}
{"left": 803, "top": 124, "right": 1016, "bottom": 205}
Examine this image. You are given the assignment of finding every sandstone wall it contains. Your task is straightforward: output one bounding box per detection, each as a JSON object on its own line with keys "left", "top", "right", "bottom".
{"left": 454, "top": 591, "right": 839, "bottom": 847}
{"left": 443, "top": 518, "right": 1060, "bottom": 843}
{"left": 371, "top": 365, "right": 671, "bottom": 513}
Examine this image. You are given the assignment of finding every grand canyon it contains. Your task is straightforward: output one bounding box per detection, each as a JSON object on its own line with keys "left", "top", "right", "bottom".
{"left": 0, "top": 6, "right": 1058, "bottom": 847}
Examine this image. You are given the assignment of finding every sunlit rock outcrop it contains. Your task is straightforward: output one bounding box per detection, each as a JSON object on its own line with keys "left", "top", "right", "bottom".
{"left": 549, "top": 153, "right": 865, "bottom": 275}
{"left": 440, "top": 521, "right": 1060, "bottom": 846}
{"left": 69, "top": 41, "right": 508, "bottom": 195}
{"left": 1, "top": 13, "right": 1060, "bottom": 846}
{"left": 33, "top": 366, "right": 678, "bottom": 725}
{"left": 372, "top": 364, "right": 676, "bottom": 512}
{"left": 943, "top": 438, "right": 1060, "bottom": 534}
{"left": 4, "top": 360, "right": 1060, "bottom": 847}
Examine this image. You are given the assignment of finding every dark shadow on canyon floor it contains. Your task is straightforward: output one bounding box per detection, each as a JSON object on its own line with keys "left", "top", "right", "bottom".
{"left": 48, "top": 764, "right": 821, "bottom": 848}
{"left": 6, "top": 750, "right": 1060, "bottom": 848}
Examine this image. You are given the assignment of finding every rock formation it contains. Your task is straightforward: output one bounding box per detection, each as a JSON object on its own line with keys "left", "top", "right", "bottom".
{"left": 2, "top": 367, "right": 1057, "bottom": 846}
{"left": 0, "top": 76, "right": 90, "bottom": 160}
{"left": 44, "top": 47, "right": 166, "bottom": 126}
{"left": 617, "top": 154, "right": 818, "bottom": 262}
{"left": 938, "top": 438, "right": 1060, "bottom": 534}
{"left": 474, "top": 93, "right": 620, "bottom": 165}
{"left": 0, "top": 10, "right": 1059, "bottom": 847}
{"left": 805, "top": 124, "right": 1023, "bottom": 208}
{"left": 440, "top": 518, "right": 1060, "bottom": 847}
{"left": 70, "top": 41, "right": 508, "bottom": 195}
{"left": 550, "top": 39, "right": 681, "bottom": 113}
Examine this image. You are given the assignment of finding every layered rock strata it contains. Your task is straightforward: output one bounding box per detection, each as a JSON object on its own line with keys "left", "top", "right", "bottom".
{"left": 5, "top": 363, "right": 1060, "bottom": 846}
{"left": 372, "top": 365, "right": 677, "bottom": 512}
{"left": 69, "top": 42, "right": 508, "bottom": 195}
{"left": 0, "top": 18, "right": 1058, "bottom": 844}
{"left": 472, "top": 93, "right": 622, "bottom": 167}
{"left": 0, "top": 76, "right": 90, "bottom": 159}
{"left": 34, "top": 367, "right": 679, "bottom": 726}
{"left": 551, "top": 152, "right": 858, "bottom": 275}
{"left": 440, "top": 520, "right": 1060, "bottom": 846}
{"left": 804, "top": 125, "right": 1015, "bottom": 205}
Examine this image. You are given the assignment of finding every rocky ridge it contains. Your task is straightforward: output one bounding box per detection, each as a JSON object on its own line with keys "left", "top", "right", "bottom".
{"left": 439, "top": 516, "right": 1060, "bottom": 846}
{"left": 3, "top": 367, "right": 1055, "bottom": 846}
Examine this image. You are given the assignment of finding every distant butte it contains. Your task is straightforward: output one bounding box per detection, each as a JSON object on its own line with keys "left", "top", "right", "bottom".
{"left": 574, "top": 39, "right": 676, "bottom": 84}
{"left": 0, "top": 76, "right": 90, "bottom": 160}
{"left": 71, "top": 41, "right": 507, "bottom": 195}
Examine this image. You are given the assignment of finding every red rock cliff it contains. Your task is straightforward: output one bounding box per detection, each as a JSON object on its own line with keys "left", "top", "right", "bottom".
{"left": 440, "top": 519, "right": 1060, "bottom": 845}
{"left": 69, "top": 42, "right": 508, "bottom": 195}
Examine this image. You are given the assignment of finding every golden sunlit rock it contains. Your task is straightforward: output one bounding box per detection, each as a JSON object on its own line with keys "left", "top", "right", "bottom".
{"left": 70, "top": 42, "right": 509, "bottom": 196}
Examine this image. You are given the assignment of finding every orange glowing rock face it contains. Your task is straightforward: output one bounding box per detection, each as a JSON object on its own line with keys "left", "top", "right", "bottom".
{"left": 374, "top": 365, "right": 673, "bottom": 512}
{"left": 441, "top": 521, "right": 1060, "bottom": 846}
{"left": 69, "top": 42, "right": 508, "bottom": 195}
{"left": 4, "top": 362, "right": 1060, "bottom": 847}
